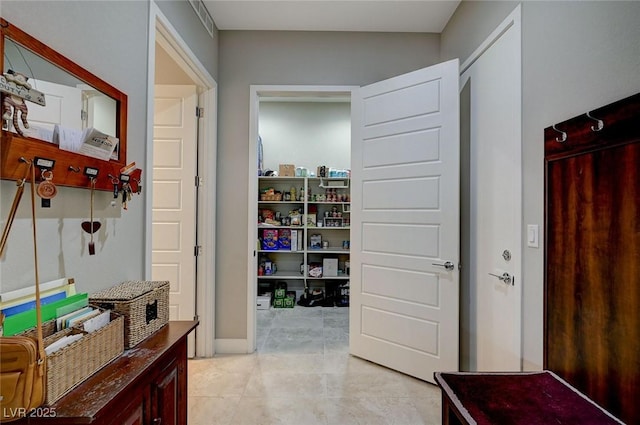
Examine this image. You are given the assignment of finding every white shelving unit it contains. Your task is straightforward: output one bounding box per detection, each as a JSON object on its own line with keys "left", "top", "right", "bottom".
{"left": 257, "top": 176, "right": 350, "bottom": 307}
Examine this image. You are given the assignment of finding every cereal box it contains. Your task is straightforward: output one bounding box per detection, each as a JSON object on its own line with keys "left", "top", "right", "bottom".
{"left": 262, "top": 229, "right": 279, "bottom": 250}
{"left": 278, "top": 229, "right": 292, "bottom": 250}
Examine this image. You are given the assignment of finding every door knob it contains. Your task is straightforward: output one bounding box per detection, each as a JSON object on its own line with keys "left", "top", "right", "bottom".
{"left": 432, "top": 261, "right": 455, "bottom": 271}
{"left": 488, "top": 272, "right": 514, "bottom": 285}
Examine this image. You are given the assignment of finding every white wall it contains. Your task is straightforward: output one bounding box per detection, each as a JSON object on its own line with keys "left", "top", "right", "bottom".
{"left": 259, "top": 102, "right": 351, "bottom": 174}
{"left": 441, "top": 0, "right": 640, "bottom": 370}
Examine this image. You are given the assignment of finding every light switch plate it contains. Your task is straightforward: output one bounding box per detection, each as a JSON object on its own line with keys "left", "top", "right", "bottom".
{"left": 527, "top": 224, "right": 539, "bottom": 248}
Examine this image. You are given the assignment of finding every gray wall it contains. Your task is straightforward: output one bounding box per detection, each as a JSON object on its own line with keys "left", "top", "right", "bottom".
{"left": 0, "top": 2, "right": 217, "bottom": 294}
{"left": 442, "top": 0, "right": 640, "bottom": 369}
{"left": 1, "top": 1, "right": 149, "bottom": 292}
{"left": 217, "top": 31, "right": 440, "bottom": 339}
{"left": 155, "top": 0, "right": 219, "bottom": 81}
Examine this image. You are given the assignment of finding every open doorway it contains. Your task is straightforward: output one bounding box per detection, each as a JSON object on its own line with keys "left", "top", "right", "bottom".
{"left": 247, "top": 86, "right": 355, "bottom": 354}
{"left": 146, "top": 5, "right": 217, "bottom": 357}
{"left": 245, "top": 34, "right": 519, "bottom": 378}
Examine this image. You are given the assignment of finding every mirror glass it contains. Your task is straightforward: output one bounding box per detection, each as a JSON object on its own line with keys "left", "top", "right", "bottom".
{"left": 3, "top": 38, "right": 118, "bottom": 155}
{"left": 1, "top": 19, "right": 126, "bottom": 165}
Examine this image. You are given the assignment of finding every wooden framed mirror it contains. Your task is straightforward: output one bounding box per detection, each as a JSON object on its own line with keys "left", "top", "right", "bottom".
{"left": 1, "top": 18, "right": 130, "bottom": 191}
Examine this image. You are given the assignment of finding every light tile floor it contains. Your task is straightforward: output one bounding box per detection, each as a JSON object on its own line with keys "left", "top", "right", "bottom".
{"left": 188, "top": 306, "right": 442, "bottom": 425}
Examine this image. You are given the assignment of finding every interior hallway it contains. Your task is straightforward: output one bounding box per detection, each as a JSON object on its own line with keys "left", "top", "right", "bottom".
{"left": 188, "top": 307, "right": 442, "bottom": 424}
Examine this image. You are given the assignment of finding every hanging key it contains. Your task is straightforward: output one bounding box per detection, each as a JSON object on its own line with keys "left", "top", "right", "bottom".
{"left": 110, "top": 176, "right": 120, "bottom": 199}
{"left": 122, "top": 182, "right": 129, "bottom": 209}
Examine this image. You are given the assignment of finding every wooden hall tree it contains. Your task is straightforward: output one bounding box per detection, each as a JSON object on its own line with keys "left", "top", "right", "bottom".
{"left": 544, "top": 93, "right": 639, "bottom": 424}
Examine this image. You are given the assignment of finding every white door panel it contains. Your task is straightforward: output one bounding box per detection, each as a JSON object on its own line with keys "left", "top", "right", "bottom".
{"left": 362, "top": 265, "right": 439, "bottom": 306}
{"left": 363, "top": 178, "right": 440, "bottom": 209}
{"left": 27, "top": 80, "right": 83, "bottom": 129}
{"left": 362, "top": 224, "right": 439, "bottom": 257}
{"left": 152, "top": 85, "right": 197, "bottom": 355}
{"left": 362, "top": 79, "right": 441, "bottom": 125}
{"left": 13, "top": 80, "right": 82, "bottom": 139}
{"left": 362, "top": 129, "right": 441, "bottom": 167}
{"left": 351, "top": 59, "right": 460, "bottom": 383}
{"left": 461, "top": 8, "right": 522, "bottom": 371}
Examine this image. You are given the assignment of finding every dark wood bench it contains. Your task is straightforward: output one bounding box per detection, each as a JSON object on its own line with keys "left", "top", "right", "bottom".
{"left": 435, "top": 371, "right": 624, "bottom": 425}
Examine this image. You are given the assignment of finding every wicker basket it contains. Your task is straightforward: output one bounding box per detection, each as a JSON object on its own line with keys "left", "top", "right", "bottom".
{"left": 89, "top": 281, "right": 169, "bottom": 348}
{"left": 21, "top": 310, "right": 124, "bottom": 405}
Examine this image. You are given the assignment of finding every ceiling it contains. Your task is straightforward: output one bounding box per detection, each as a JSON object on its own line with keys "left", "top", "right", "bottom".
{"left": 203, "top": 1, "right": 461, "bottom": 33}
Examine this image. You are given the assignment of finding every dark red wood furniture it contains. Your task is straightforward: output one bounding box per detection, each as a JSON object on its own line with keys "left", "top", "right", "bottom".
{"left": 544, "top": 92, "right": 639, "bottom": 424}
{"left": 14, "top": 320, "right": 198, "bottom": 425}
{"left": 435, "top": 371, "right": 624, "bottom": 425}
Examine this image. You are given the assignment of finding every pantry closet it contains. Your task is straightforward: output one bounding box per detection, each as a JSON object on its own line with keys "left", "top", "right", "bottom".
{"left": 248, "top": 87, "right": 354, "bottom": 352}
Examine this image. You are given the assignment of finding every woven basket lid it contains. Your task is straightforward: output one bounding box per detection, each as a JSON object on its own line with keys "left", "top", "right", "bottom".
{"left": 90, "top": 280, "right": 169, "bottom": 301}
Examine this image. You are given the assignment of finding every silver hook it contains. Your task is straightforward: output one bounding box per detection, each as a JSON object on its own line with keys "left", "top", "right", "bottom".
{"left": 552, "top": 125, "right": 567, "bottom": 143}
{"left": 586, "top": 111, "right": 604, "bottom": 132}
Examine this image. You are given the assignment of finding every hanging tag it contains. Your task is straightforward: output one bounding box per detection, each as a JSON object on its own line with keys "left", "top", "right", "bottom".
{"left": 36, "top": 169, "right": 57, "bottom": 200}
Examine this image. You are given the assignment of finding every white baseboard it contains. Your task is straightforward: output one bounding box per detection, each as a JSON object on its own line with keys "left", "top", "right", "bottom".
{"left": 215, "top": 338, "right": 252, "bottom": 354}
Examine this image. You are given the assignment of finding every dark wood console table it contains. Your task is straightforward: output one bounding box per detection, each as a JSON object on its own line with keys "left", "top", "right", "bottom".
{"left": 15, "top": 320, "right": 198, "bottom": 425}
{"left": 435, "top": 371, "right": 624, "bottom": 425}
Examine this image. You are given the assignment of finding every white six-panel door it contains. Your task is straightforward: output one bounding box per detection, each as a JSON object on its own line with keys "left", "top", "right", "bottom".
{"left": 152, "top": 85, "right": 197, "bottom": 347}
{"left": 350, "top": 59, "right": 460, "bottom": 383}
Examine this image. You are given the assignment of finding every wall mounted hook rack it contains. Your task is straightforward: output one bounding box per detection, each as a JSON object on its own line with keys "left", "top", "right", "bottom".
{"left": 552, "top": 125, "right": 567, "bottom": 143}
{"left": 586, "top": 111, "right": 604, "bottom": 132}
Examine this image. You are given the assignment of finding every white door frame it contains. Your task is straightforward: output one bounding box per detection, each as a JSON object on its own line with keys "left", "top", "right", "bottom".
{"left": 146, "top": 3, "right": 217, "bottom": 357}
{"left": 459, "top": 5, "right": 522, "bottom": 371}
{"left": 247, "top": 85, "right": 357, "bottom": 353}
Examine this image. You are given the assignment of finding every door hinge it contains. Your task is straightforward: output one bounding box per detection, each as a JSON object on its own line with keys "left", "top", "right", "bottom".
{"left": 195, "top": 176, "right": 204, "bottom": 187}
{"left": 196, "top": 107, "right": 204, "bottom": 118}
{"left": 194, "top": 245, "right": 202, "bottom": 256}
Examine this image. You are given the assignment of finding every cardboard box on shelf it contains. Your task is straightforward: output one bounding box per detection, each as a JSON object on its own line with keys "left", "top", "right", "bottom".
{"left": 310, "top": 234, "right": 322, "bottom": 249}
{"left": 279, "top": 164, "right": 295, "bottom": 177}
{"left": 323, "top": 258, "right": 338, "bottom": 277}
